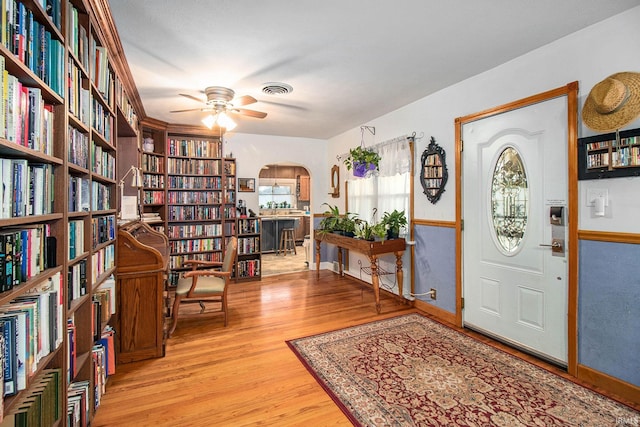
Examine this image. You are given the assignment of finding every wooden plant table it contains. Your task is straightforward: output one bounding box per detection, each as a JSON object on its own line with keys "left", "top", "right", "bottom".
{"left": 314, "top": 231, "right": 406, "bottom": 313}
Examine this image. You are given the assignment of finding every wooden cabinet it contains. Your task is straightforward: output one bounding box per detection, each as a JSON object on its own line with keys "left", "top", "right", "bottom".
{"left": 294, "top": 216, "right": 310, "bottom": 243}
{"left": 116, "top": 221, "right": 169, "bottom": 363}
{"left": 578, "top": 127, "right": 640, "bottom": 180}
{"left": 236, "top": 218, "right": 261, "bottom": 281}
{"left": 298, "top": 175, "right": 310, "bottom": 201}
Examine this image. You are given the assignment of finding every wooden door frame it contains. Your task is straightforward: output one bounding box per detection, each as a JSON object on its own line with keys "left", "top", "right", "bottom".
{"left": 454, "top": 82, "right": 579, "bottom": 375}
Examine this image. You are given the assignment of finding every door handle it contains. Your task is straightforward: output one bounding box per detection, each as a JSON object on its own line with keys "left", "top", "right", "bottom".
{"left": 539, "top": 238, "right": 564, "bottom": 255}
{"left": 539, "top": 242, "right": 561, "bottom": 248}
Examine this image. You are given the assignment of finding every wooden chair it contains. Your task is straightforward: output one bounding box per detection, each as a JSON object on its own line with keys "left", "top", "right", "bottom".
{"left": 167, "top": 237, "right": 237, "bottom": 337}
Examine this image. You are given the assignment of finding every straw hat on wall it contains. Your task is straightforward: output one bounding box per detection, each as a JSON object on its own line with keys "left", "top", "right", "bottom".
{"left": 582, "top": 71, "right": 640, "bottom": 132}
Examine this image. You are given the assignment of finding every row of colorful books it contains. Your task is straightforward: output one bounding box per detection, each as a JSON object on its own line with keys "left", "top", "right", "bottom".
{"left": 90, "top": 244, "right": 114, "bottom": 284}
{"left": 167, "top": 138, "right": 222, "bottom": 158}
{"left": 0, "top": 158, "right": 55, "bottom": 219}
{"left": 91, "top": 215, "right": 115, "bottom": 249}
{"left": 91, "top": 142, "right": 115, "bottom": 180}
{"left": 1, "top": 368, "right": 61, "bottom": 426}
{"left": 68, "top": 176, "right": 90, "bottom": 213}
{"left": 167, "top": 223, "right": 222, "bottom": 239}
{"left": 0, "top": 58, "right": 55, "bottom": 153}
{"left": 66, "top": 321, "right": 115, "bottom": 424}
{"left": 91, "top": 181, "right": 112, "bottom": 211}
{"left": 91, "top": 97, "right": 113, "bottom": 144}
{"left": 92, "top": 277, "right": 115, "bottom": 340}
{"left": 169, "top": 237, "right": 222, "bottom": 254}
{"left": 67, "top": 259, "right": 86, "bottom": 308}
{"left": 0, "top": 224, "right": 56, "bottom": 293}
{"left": 237, "top": 219, "right": 260, "bottom": 234}
{"left": 67, "top": 58, "right": 90, "bottom": 126}
{"left": 236, "top": 259, "right": 260, "bottom": 278}
{"left": 1, "top": 271, "right": 64, "bottom": 396}
{"left": 68, "top": 125, "right": 89, "bottom": 169}
{"left": 67, "top": 2, "right": 89, "bottom": 69}
{"left": 1, "top": 0, "right": 65, "bottom": 97}
{"left": 68, "top": 220, "right": 85, "bottom": 261}
{"left": 238, "top": 236, "right": 260, "bottom": 255}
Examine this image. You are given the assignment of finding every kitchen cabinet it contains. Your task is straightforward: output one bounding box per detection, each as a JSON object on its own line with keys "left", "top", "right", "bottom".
{"left": 294, "top": 216, "right": 310, "bottom": 244}
{"left": 298, "top": 175, "right": 310, "bottom": 201}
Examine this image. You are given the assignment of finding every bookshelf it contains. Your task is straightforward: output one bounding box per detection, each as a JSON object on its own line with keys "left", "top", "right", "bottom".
{"left": 0, "top": 0, "right": 67, "bottom": 423}
{"left": 420, "top": 136, "right": 448, "bottom": 204}
{"left": 165, "top": 132, "right": 237, "bottom": 285}
{"left": 578, "top": 127, "right": 640, "bottom": 180}
{"left": 236, "top": 218, "right": 261, "bottom": 281}
{"left": 140, "top": 119, "right": 167, "bottom": 232}
{"left": 0, "top": 0, "right": 139, "bottom": 423}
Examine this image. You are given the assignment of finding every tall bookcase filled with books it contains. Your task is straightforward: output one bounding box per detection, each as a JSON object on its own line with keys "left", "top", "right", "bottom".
{"left": 1, "top": 0, "right": 140, "bottom": 423}
{"left": 0, "top": 0, "right": 67, "bottom": 423}
{"left": 166, "top": 132, "right": 237, "bottom": 285}
{"left": 140, "top": 119, "right": 167, "bottom": 231}
{"left": 236, "top": 218, "right": 261, "bottom": 281}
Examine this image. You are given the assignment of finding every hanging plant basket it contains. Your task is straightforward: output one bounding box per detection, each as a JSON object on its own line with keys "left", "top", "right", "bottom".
{"left": 353, "top": 161, "right": 377, "bottom": 177}
{"left": 344, "top": 145, "right": 381, "bottom": 178}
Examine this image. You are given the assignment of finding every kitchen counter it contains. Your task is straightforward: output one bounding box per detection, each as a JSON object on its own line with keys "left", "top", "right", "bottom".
{"left": 259, "top": 215, "right": 310, "bottom": 252}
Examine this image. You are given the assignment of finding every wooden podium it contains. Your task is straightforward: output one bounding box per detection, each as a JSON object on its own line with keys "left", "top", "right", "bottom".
{"left": 116, "top": 221, "right": 169, "bottom": 363}
{"left": 314, "top": 232, "right": 406, "bottom": 313}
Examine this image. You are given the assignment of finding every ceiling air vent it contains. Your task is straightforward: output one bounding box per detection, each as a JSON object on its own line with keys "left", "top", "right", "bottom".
{"left": 262, "top": 82, "right": 293, "bottom": 95}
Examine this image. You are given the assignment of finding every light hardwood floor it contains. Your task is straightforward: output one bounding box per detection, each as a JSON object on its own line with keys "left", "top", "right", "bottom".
{"left": 92, "top": 270, "right": 639, "bottom": 426}
{"left": 92, "top": 270, "right": 416, "bottom": 426}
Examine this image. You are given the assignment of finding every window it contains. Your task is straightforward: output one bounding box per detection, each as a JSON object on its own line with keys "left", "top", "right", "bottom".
{"left": 347, "top": 137, "right": 412, "bottom": 231}
{"left": 258, "top": 179, "right": 295, "bottom": 208}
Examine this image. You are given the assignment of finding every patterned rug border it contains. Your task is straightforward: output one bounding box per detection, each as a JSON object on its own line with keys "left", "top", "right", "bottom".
{"left": 286, "top": 313, "right": 639, "bottom": 426}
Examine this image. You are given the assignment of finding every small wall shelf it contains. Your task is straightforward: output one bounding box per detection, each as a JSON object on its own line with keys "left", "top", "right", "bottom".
{"left": 420, "top": 137, "right": 448, "bottom": 204}
{"left": 578, "top": 127, "right": 640, "bottom": 180}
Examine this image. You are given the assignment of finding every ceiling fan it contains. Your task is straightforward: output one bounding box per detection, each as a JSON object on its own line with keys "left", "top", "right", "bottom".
{"left": 170, "top": 86, "right": 267, "bottom": 130}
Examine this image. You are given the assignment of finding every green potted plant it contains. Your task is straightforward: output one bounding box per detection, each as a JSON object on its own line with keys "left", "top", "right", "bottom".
{"left": 343, "top": 146, "right": 381, "bottom": 177}
{"left": 381, "top": 209, "right": 407, "bottom": 239}
{"left": 371, "top": 222, "right": 387, "bottom": 241}
{"left": 339, "top": 212, "right": 359, "bottom": 237}
{"left": 354, "top": 219, "right": 373, "bottom": 240}
{"left": 318, "top": 203, "right": 342, "bottom": 234}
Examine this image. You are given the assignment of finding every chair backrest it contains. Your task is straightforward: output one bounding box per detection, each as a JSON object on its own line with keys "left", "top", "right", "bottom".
{"left": 222, "top": 237, "right": 238, "bottom": 275}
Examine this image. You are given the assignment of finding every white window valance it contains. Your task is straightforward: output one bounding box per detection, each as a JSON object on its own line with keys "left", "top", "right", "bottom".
{"left": 344, "top": 134, "right": 411, "bottom": 181}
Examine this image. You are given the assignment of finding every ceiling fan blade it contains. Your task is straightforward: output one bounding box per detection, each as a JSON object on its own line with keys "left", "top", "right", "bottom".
{"left": 170, "top": 107, "right": 208, "bottom": 113}
{"left": 179, "top": 93, "right": 206, "bottom": 103}
{"left": 232, "top": 108, "right": 267, "bottom": 119}
{"left": 233, "top": 95, "right": 257, "bottom": 107}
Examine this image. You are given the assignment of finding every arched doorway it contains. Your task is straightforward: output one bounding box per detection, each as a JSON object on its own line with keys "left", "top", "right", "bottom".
{"left": 258, "top": 163, "right": 311, "bottom": 276}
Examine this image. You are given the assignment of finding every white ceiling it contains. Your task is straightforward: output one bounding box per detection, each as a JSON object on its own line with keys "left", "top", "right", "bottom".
{"left": 107, "top": 1, "right": 640, "bottom": 140}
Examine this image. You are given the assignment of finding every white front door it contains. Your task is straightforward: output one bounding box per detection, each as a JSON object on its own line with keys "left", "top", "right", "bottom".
{"left": 462, "top": 96, "right": 568, "bottom": 365}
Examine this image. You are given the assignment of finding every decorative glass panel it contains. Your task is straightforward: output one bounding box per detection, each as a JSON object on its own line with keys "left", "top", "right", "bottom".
{"left": 490, "top": 147, "right": 528, "bottom": 253}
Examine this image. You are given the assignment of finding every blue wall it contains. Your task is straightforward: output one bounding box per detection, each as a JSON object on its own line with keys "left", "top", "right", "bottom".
{"left": 413, "top": 225, "right": 456, "bottom": 313}
{"left": 578, "top": 240, "right": 640, "bottom": 387}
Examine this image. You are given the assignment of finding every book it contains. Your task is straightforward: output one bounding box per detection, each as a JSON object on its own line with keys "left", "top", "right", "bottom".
{"left": 0, "top": 231, "right": 16, "bottom": 292}
{"left": 0, "top": 315, "right": 18, "bottom": 396}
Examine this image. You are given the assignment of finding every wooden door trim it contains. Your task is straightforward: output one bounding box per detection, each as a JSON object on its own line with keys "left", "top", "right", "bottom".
{"left": 455, "top": 82, "right": 579, "bottom": 375}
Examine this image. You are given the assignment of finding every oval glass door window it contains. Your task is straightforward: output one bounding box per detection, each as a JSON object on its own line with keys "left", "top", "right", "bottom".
{"left": 490, "top": 146, "right": 529, "bottom": 254}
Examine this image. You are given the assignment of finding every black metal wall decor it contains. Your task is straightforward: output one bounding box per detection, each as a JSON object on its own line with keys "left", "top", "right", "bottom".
{"left": 420, "top": 136, "right": 448, "bottom": 204}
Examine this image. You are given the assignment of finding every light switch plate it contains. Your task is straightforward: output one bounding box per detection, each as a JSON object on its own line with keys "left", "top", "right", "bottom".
{"left": 586, "top": 188, "right": 608, "bottom": 207}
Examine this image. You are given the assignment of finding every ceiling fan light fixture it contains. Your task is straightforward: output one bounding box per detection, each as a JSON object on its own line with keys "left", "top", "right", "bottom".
{"left": 201, "top": 112, "right": 237, "bottom": 131}
{"left": 218, "top": 111, "right": 237, "bottom": 131}
{"left": 202, "top": 114, "right": 216, "bottom": 129}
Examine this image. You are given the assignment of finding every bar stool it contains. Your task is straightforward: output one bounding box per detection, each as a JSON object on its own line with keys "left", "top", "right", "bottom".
{"left": 278, "top": 228, "right": 297, "bottom": 256}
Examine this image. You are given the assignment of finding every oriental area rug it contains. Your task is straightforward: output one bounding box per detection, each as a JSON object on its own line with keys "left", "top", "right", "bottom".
{"left": 287, "top": 313, "right": 639, "bottom": 426}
